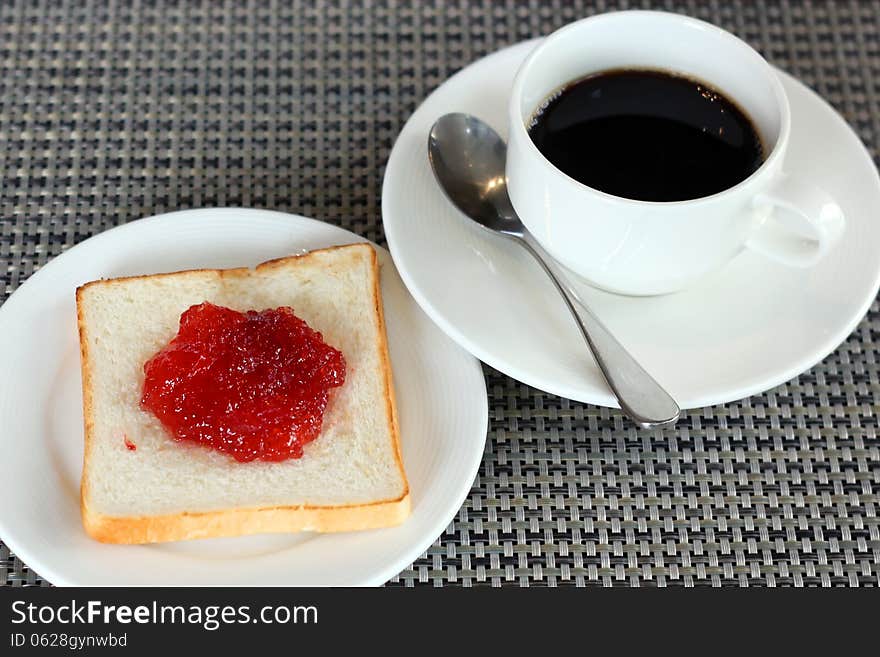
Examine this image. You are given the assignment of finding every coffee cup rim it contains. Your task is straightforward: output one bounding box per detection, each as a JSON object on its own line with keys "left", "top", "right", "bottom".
{"left": 508, "top": 10, "right": 792, "bottom": 207}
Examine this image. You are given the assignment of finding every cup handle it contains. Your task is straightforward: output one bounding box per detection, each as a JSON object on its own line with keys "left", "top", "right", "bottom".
{"left": 746, "top": 174, "right": 845, "bottom": 267}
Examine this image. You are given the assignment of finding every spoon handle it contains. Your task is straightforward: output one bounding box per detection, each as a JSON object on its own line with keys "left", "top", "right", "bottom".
{"left": 518, "top": 230, "right": 681, "bottom": 428}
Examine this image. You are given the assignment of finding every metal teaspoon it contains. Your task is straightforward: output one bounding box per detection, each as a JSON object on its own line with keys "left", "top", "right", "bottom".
{"left": 427, "top": 112, "right": 680, "bottom": 428}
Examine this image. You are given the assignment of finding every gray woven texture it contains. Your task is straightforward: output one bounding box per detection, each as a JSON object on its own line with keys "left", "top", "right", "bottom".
{"left": 1, "top": 0, "right": 879, "bottom": 587}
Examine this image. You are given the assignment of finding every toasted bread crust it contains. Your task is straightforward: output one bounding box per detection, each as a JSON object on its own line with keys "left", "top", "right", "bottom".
{"left": 81, "top": 495, "right": 411, "bottom": 544}
{"left": 73, "top": 243, "right": 366, "bottom": 294}
{"left": 77, "top": 243, "right": 411, "bottom": 544}
{"left": 76, "top": 284, "right": 95, "bottom": 531}
{"left": 368, "top": 246, "right": 410, "bottom": 505}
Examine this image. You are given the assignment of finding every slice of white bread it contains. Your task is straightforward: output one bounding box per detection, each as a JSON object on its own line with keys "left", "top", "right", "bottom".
{"left": 77, "top": 243, "right": 409, "bottom": 544}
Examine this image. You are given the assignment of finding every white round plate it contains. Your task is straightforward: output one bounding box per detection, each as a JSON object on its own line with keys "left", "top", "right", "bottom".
{"left": 383, "top": 40, "right": 880, "bottom": 409}
{"left": 0, "top": 208, "right": 488, "bottom": 586}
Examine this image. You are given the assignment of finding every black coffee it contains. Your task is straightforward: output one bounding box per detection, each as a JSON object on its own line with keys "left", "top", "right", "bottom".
{"left": 527, "top": 69, "right": 765, "bottom": 202}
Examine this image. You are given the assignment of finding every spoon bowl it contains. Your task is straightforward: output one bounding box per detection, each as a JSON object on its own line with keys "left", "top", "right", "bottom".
{"left": 428, "top": 114, "right": 523, "bottom": 236}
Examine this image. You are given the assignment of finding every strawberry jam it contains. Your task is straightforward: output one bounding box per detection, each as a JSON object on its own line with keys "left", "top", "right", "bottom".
{"left": 141, "top": 302, "right": 346, "bottom": 463}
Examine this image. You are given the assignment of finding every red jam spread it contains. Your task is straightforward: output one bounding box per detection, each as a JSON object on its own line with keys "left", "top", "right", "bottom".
{"left": 141, "top": 302, "right": 346, "bottom": 463}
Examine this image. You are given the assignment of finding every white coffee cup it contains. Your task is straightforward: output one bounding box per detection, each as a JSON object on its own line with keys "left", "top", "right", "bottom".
{"left": 506, "top": 10, "right": 845, "bottom": 296}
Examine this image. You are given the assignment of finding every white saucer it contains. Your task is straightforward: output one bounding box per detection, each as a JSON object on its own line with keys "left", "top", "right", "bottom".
{"left": 0, "top": 209, "right": 488, "bottom": 586}
{"left": 383, "top": 40, "right": 880, "bottom": 409}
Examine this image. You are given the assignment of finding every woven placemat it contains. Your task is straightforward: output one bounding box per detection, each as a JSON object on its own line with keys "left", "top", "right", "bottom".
{"left": 1, "top": 0, "right": 878, "bottom": 587}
